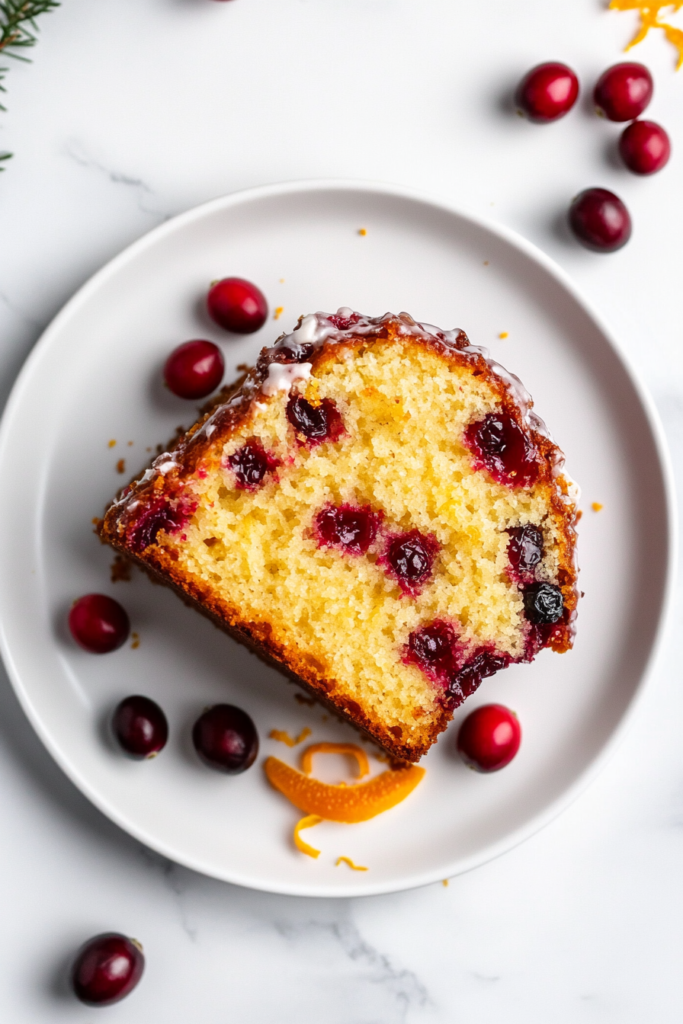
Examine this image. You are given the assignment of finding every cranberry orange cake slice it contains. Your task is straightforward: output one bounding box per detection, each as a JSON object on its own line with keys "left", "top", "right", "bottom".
{"left": 100, "top": 311, "right": 579, "bottom": 762}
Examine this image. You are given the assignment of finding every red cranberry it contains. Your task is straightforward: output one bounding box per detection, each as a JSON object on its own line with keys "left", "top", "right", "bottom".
{"left": 569, "top": 188, "right": 631, "bottom": 253}
{"left": 327, "top": 311, "right": 362, "bottom": 330}
{"left": 192, "top": 704, "right": 259, "bottom": 774}
{"left": 619, "top": 119, "right": 671, "bottom": 175}
{"left": 515, "top": 62, "right": 579, "bottom": 123}
{"left": 72, "top": 933, "right": 144, "bottom": 1006}
{"left": 227, "top": 440, "right": 279, "bottom": 490}
{"left": 315, "top": 504, "right": 382, "bottom": 555}
{"left": 164, "top": 340, "right": 224, "bottom": 400}
{"left": 448, "top": 649, "right": 510, "bottom": 707}
{"left": 128, "top": 498, "right": 195, "bottom": 554}
{"left": 286, "top": 395, "right": 345, "bottom": 445}
{"left": 465, "top": 413, "right": 539, "bottom": 488}
{"left": 507, "top": 524, "right": 544, "bottom": 578}
{"left": 594, "top": 62, "right": 653, "bottom": 121}
{"left": 207, "top": 277, "right": 268, "bottom": 334}
{"left": 457, "top": 704, "right": 521, "bottom": 772}
{"left": 112, "top": 696, "right": 168, "bottom": 759}
{"left": 381, "top": 529, "right": 439, "bottom": 595}
{"left": 406, "top": 620, "right": 459, "bottom": 679}
{"left": 69, "top": 594, "right": 130, "bottom": 654}
{"left": 523, "top": 582, "right": 564, "bottom": 624}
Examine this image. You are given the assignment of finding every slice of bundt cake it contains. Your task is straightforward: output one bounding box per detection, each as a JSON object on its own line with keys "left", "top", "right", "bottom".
{"left": 100, "top": 310, "right": 579, "bottom": 762}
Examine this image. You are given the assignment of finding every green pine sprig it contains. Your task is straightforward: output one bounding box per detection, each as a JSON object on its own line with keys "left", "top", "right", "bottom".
{"left": 0, "top": 0, "right": 60, "bottom": 168}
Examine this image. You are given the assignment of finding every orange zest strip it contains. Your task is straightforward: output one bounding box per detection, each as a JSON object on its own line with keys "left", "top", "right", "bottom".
{"left": 264, "top": 756, "right": 426, "bottom": 824}
{"left": 336, "top": 856, "right": 368, "bottom": 872}
{"left": 269, "top": 727, "right": 312, "bottom": 748}
{"left": 293, "top": 814, "right": 323, "bottom": 858}
{"left": 300, "top": 742, "right": 370, "bottom": 779}
{"left": 609, "top": 1, "right": 683, "bottom": 68}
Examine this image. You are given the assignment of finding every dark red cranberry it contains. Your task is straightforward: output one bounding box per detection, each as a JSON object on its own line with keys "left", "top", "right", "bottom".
{"left": 69, "top": 594, "right": 130, "bottom": 654}
{"left": 568, "top": 188, "right": 632, "bottom": 253}
{"left": 227, "top": 440, "right": 279, "bottom": 489}
{"left": 327, "top": 311, "right": 362, "bottom": 330}
{"left": 72, "top": 933, "right": 144, "bottom": 1006}
{"left": 164, "top": 340, "right": 224, "bottom": 400}
{"left": 112, "top": 696, "right": 168, "bottom": 759}
{"left": 515, "top": 62, "right": 579, "bottom": 123}
{"left": 457, "top": 704, "right": 521, "bottom": 772}
{"left": 523, "top": 582, "right": 564, "bottom": 624}
{"left": 619, "top": 119, "right": 671, "bottom": 175}
{"left": 507, "top": 524, "right": 544, "bottom": 578}
{"left": 594, "top": 62, "right": 652, "bottom": 121}
{"left": 381, "top": 530, "right": 439, "bottom": 595}
{"left": 128, "top": 499, "right": 195, "bottom": 554}
{"left": 448, "top": 649, "right": 510, "bottom": 707}
{"left": 207, "top": 277, "right": 268, "bottom": 334}
{"left": 286, "top": 395, "right": 345, "bottom": 445}
{"left": 405, "top": 620, "right": 458, "bottom": 679}
{"left": 465, "top": 413, "right": 539, "bottom": 487}
{"left": 270, "top": 342, "right": 315, "bottom": 364}
{"left": 315, "top": 504, "right": 382, "bottom": 555}
{"left": 192, "top": 704, "right": 259, "bottom": 773}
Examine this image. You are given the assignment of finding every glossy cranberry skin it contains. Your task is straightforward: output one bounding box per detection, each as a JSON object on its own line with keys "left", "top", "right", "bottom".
{"left": 619, "top": 120, "right": 671, "bottom": 175}
{"left": 523, "top": 582, "right": 564, "bottom": 624}
{"left": 72, "top": 933, "right": 144, "bottom": 1006}
{"left": 286, "top": 395, "right": 345, "bottom": 445}
{"left": 406, "top": 620, "right": 458, "bottom": 677}
{"left": 457, "top": 703, "right": 521, "bottom": 772}
{"left": 207, "top": 277, "right": 268, "bottom": 334}
{"left": 69, "top": 594, "right": 130, "bottom": 654}
{"left": 465, "top": 413, "right": 539, "bottom": 487}
{"left": 227, "top": 440, "right": 279, "bottom": 489}
{"left": 192, "top": 704, "right": 259, "bottom": 774}
{"left": 164, "top": 340, "right": 224, "bottom": 400}
{"left": 448, "top": 650, "right": 510, "bottom": 707}
{"left": 569, "top": 188, "right": 632, "bottom": 253}
{"left": 382, "top": 529, "right": 439, "bottom": 595}
{"left": 515, "top": 62, "right": 579, "bottom": 123}
{"left": 315, "top": 504, "right": 381, "bottom": 555}
{"left": 507, "top": 525, "right": 544, "bottom": 578}
{"left": 594, "top": 62, "right": 652, "bottom": 121}
{"left": 112, "top": 696, "right": 168, "bottom": 759}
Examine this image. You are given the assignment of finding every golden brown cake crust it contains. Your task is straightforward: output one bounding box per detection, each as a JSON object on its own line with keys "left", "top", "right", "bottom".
{"left": 100, "top": 311, "right": 579, "bottom": 761}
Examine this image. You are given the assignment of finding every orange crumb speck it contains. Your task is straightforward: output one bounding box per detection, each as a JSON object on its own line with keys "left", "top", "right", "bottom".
{"left": 498, "top": 332, "right": 509, "bottom": 339}
{"left": 269, "top": 727, "right": 312, "bottom": 748}
{"left": 442, "top": 878, "right": 449, "bottom": 887}
{"left": 358, "top": 228, "right": 367, "bottom": 236}
{"left": 279, "top": 278, "right": 285, "bottom": 283}
{"left": 294, "top": 814, "right": 322, "bottom": 858}
{"left": 108, "top": 439, "right": 116, "bottom": 448}
{"left": 273, "top": 306, "right": 284, "bottom": 320}
{"left": 116, "top": 458, "right": 125, "bottom": 474}
{"left": 301, "top": 742, "right": 370, "bottom": 779}
{"left": 336, "top": 856, "right": 368, "bottom": 872}
{"left": 131, "top": 631, "right": 140, "bottom": 650}
{"left": 483, "top": 260, "right": 489, "bottom": 266}
{"left": 591, "top": 502, "right": 604, "bottom": 513}
{"left": 321, "top": 714, "right": 328, "bottom": 722}
{"left": 92, "top": 517, "right": 100, "bottom": 525}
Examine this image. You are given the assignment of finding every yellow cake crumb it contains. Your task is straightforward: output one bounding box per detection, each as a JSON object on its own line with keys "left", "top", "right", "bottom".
{"left": 498, "top": 332, "right": 509, "bottom": 339}
{"left": 108, "top": 439, "right": 116, "bottom": 448}
{"left": 591, "top": 502, "right": 603, "bottom": 513}
{"left": 274, "top": 306, "right": 284, "bottom": 320}
{"left": 131, "top": 631, "right": 140, "bottom": 649}
{"left": 358, "top": 228, "right": 367, "bottom": 236}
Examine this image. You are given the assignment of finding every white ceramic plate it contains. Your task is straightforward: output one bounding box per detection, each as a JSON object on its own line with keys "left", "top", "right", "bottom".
{"left": 0, "top": 181, "right": 675, "bottom": 897}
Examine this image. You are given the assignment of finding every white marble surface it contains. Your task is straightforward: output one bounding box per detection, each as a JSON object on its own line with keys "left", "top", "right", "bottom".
{"left": 1, "top": 0, "right": 683, "bottom": 1019}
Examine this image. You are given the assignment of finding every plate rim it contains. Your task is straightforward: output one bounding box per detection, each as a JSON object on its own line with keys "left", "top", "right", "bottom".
{"left": 0, "top": 178, "right": 677, "bottom": 897}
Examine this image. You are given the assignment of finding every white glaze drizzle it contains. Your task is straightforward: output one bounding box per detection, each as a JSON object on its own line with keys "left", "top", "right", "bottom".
{"left": 261, "top": 361, "right": 312, "bottom": 397}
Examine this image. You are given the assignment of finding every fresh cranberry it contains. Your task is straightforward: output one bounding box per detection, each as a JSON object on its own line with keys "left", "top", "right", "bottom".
{"left": 112, "top": 696, "right": 168, "bottom": 759}
{"left": 227, "top": 440, "right": 279, "bottom": 489}
{"left": 594, "top": 62, "right": 653, "bottom": 121}
{"left": 164, "top": 340, "right": 224, "bottom": 400}
{"left": 72, "top": 933, "right": 144, "bottom": 1006}
{"left": 465, "top": 413, "right": 539, "bottom": 487}
{"left": 207, "top": 277, "right": 268, "bottom": 334}
{"left": 405, "top": 620, "right": 459, "bottom": 679}
{"left": 69, "top": 594, "right": 130, "bottom": 654}
{"left": 619, "top": 120, "right": 671, "bottom": 175}
{"left": 568, "top": 188, "right": 632, "bottom": 253}
{"left": 515, "top": 62, "right": 579, "bottom": 123}
{"left": 315, "top": 504, "right": 382, "bottom": 555}
{"left": 327, "top": 311, "right": 362, "bottom": 330}
{"left": 286, "top": 395, "right": 345, "bottom": 445}
{"left": 507, "top": 524, "right": 544, "bottom": 578}
{"left": 457, "top": 704, "right": 521, "bottom": 772}
{"left": 381, "top": 529, "right": 439, "bottom": 595}
{"left": 192, "top": 704, "right": 259, "bottom": 773}
{"left": 128, "top": 498, "right": 195, "bottom": 554}
{"left": 523, "top": 582, "right": 564, "bottom": 624}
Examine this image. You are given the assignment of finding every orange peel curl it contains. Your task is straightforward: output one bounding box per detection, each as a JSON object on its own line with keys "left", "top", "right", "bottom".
{"left": 269, "top": 726, "right": 311, "bottom": 748}
{"left": 264, "top": 754, "right": 425, "bottom": 824}
{"left": 300, "top": 742, "right": 370, "bottom": 779}
{"left": 293, "top": 814, "right": 323, "bottom": 858}
{"left": 336, "top": 856, "right": 368, "bottom": 871}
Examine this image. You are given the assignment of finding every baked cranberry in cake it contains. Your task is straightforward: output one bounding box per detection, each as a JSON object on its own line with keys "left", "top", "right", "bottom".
{"left": 315, "top": 504, "right": 381, "bottom": 555}
{"left": 465, "top": 413, "right": 539, "bottom": 487}
{"left": 381, "top": 529, "right": 440, "bottom": 595}
{"left": 327, "top": 311, "right": 362, "bottom": 330}
{"left": 405, "top": 620, "right": 458, "bottom": 681}
{"left": 507, "top": 524, "right": 544, "bottom": 580}
{"left": 286, "top": 395, "right": 345, "bottom": 445}
{"left": 127, "top": 497, "right": 196, "bottom": 554}
{"left": 227, "top": 440, "right": 279, "bottom": 490}
{"left": 448, "top": 649, "right": 510, "bottom": 707}
{"left": 523, "top": 582, "right": 564, "bottom": 624}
